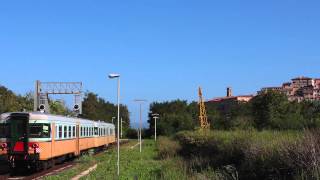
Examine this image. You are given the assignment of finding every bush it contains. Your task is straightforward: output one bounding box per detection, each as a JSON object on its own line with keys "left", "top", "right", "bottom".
{"left": 175, "top": 130, "right": 320, "bottom": 179}
{"left": 157, "top": 136, "right": 181, "bottom": 159}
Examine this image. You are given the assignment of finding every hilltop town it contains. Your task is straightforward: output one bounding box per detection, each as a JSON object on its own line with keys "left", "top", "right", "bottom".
{"left": 208, "top": 76, "right": 320, "bottom": 104}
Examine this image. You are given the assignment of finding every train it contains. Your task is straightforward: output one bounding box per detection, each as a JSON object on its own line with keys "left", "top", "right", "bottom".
{"left": 0, "top": 112, "right": 115, "bottom": 171}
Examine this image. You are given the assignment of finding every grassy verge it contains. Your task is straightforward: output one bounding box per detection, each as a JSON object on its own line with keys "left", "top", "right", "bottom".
{"left": 46, "top": 130, "right": 317, "bottom": 179}
{"left": 45, "top": 140, "right": 195, "bottom": 180}
{"left": 175, "top": 130, "right": 320, "bottom": 179}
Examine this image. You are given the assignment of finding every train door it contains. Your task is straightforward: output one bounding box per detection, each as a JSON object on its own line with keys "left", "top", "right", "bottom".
{"left": 8, "top": 113, "right": 29, "bottom": 154}
{"left": 76, "top": 124, "right": 80, "bottom": 156}
{"left": 51, "top": 123, "right": 55, "bottom": 159}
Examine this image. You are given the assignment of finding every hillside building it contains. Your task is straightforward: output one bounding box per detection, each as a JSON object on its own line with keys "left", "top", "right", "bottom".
{"left": 258, "top": 76, "right": 320, "bottom": 101}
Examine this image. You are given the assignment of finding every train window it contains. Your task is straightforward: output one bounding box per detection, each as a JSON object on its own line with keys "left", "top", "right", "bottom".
{"left": 73, "top": 126, "right": 76, "bottom": 137}
{"left": 64, "top": 126, "right": 67, "bottom": 138}
{"left": 85, "top": 127, "right": 88, "bottom": 136}
{"left": 29, "top": 123, "right": 51, "bottom": 138}
{"left": 94, "top": 127, "right": 98, "bottom": 135}
{"left": 56, "top": 126, "right": 58, "bottom": 139}
{"left": 69, "top": 126, "right": 72, "bottom": 138}
{"left": 81, "top": 127, "right": 83, "bottom": 137}
{"left": 59, "top": 126, "right": 62, "bottom": 138}
{"left": 0, "top": 123, "right": 9, "bottom": 138}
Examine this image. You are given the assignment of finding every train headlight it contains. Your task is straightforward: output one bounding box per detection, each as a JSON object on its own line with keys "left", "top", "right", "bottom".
{"left": 32, "top": 143, "right": 39, "bottom": 149}
{"left": 1, "top": 143, "right": 7, "bottom": 150}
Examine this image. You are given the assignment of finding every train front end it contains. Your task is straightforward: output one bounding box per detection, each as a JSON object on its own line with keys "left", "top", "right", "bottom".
{"left": 0, "top": 113, "right": 43, "bottom": 169}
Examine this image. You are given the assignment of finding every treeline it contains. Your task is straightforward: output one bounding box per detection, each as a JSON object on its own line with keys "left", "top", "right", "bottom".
{"left": 0, "top": 86, "right": 34, "bottom": 113}
{"left": 0, "top": 85, "right": 131, "bottom": 135}
{"left": 81, "top": 92, "right": 130, "bottom": 134}
{"left": 148, "top": 91, "right": 320, "bottom": 136}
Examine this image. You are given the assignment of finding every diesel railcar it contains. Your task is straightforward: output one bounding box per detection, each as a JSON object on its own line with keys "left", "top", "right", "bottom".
{"left": 0, "top": 112, "right": 115, "bottom": 170}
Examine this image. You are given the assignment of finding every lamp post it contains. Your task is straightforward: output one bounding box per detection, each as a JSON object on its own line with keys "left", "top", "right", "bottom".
{"left": 134, "top": 99, "right": 147, "bottom": 153}
{"left": 152, "top": 114, "right": 159, "bottom": 142}
{"left": 112, "top": 116, "right": 115, "bottom": 124}
{"left": 108, "top": 73, "right": 120, "bottom": 176}
{"left": 121, "top": 117, "right": 123, "bottom": 139}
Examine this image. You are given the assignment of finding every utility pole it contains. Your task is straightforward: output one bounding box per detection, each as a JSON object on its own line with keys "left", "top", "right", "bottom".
{"left": 152, "top": 114, "right": 159, "bottom": 142}
{"left": 121, "top": 117, "right": 123, "bottom": 139}
{"left": 134, "top": 99, "right": 147, "bottom": 153}
{"left": 112, "top": 117, "right": 115, "bottom": 125}
{"left": 108, "top": 73, "right": 121, "bottom": 176}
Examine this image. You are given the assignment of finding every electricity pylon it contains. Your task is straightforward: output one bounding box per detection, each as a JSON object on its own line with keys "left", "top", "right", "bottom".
{"left": 198, "top": 87, "right": 210, "bottom": 130}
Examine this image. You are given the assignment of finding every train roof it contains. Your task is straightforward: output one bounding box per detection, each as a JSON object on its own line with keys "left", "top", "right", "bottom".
{"left": 0, "top": 112, "right": 114, "bottom": 127}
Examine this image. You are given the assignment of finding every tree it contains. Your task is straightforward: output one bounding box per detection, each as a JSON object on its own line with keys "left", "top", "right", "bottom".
{"left": 50, "top": 101, "right": 69, "bottom": 115}
{"left": 148, "top": 100, "right": 197, "bottom": 136}
{"left": 0, "top": 86, "right": 34, "bottom": 113}
{"left": 81, "top": 92, "right": 130, "bottom": 136}
{"left": 250, "top": 91, "right": 297, "bottom": 130}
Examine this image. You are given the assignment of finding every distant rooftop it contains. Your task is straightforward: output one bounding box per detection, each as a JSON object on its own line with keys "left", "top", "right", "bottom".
{"left": 292, "top": 76, "right": 312, "bottom": 80}
{"left": 207, "top": 95, "right": 254, "bottom": 103}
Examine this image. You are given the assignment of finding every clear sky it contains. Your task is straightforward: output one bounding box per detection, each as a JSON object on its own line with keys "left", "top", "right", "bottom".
{"left": 0, "top": 1, "right": 320, "bottom": 127}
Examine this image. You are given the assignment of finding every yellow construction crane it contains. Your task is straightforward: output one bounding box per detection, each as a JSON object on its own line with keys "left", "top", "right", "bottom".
{"left": 198, "top": 87, "right": 210, "bottom": 130}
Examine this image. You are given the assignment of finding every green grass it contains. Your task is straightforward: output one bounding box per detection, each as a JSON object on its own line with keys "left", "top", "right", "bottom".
{"left": 175, "top": 130, "right": 320, "bottom": 179}
{"left": 44, "top": 151, "right": 99, "bottom": 180}
{"left": 45, "top": 140, "right": 195, "bottom": 180}
{"left": 85, "top": 140, "right": 162, "bottom": 179}
{"left": 45, "top": 130, "right": 312, "bottom": 179}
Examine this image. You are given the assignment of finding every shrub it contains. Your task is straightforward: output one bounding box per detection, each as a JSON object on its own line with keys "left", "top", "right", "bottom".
{"left": 157, "top": 136, "right": 181, "bottom": 159}
{"left": 175, "top": 130, "right": 320, "bottom": 179}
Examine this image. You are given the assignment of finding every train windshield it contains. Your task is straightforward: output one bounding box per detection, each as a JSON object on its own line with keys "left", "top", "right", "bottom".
{"left": 0, "top": 123, "right": 10, "bottom": 138}
{"left": 29, "top": 123, "right": 51, "bottom": 138}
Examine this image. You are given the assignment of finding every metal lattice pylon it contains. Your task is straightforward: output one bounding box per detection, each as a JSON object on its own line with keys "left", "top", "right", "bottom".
{"left": 198, "top": 87, "right": 210, "bottom": 130}
{"left": 34, "top": 80, "right": 83, "bottom": 114}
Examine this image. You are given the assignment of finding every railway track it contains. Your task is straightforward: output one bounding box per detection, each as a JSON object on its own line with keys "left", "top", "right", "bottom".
{"left": 0, "top": 161, "right": 75, "bottom": 180}
{"left": 0, "top": 139, "right": 130, "bottom": 180}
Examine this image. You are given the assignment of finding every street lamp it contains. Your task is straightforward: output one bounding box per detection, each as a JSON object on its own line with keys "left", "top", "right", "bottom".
{"left": 134, "top": 99, "right": 147, "bottom": 153}
{"left": 108, "top": 73, "right": 120, "bottom": 176}
{"left": 121, "top": 117, "right": 123, "bottom": 139}
{"left": 152, "top": 113, "right": 159, "bottom": 142}
{"left": 112, "top": 116, "right": 116, "bottom": 124}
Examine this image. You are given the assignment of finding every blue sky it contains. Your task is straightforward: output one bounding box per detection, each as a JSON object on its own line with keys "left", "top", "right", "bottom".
{"left": 0, "top": 1, "right": 320, "bottom": 127}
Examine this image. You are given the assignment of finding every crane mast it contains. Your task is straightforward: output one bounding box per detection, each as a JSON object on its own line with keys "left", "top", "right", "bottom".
{"left": 198, "top": 87, "right": 210, "bottom": 130}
